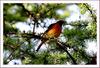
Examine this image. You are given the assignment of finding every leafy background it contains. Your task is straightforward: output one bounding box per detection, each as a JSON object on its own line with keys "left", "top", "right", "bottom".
{"left": 3, "top": 3, "right": 97, "bottom": 65}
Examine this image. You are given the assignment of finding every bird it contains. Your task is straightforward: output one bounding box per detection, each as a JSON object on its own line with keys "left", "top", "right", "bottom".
{"left": 36, "top": 20, "right": 65, "bottom": 52}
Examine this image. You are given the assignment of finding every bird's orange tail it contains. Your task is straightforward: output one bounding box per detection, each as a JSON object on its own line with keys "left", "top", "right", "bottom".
{"left": 36, "top": 41, "right": 45, "bottom": 52}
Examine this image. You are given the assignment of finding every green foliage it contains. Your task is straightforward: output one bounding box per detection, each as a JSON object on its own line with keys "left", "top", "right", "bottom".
{"left": 4, "top": 4, "right": 27, "bottom": 22}
{"left": 4, "top": 22, "right": 18, "bottom": 35}
{"left": 78, "top": 3, "right": 88, "bottom": 14}
{"left": 3, "top": 3, "right": 97, "bottom": 65}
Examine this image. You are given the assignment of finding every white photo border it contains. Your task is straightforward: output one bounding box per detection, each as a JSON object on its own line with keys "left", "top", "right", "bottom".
{"left": 0, "top": 0, "right": 99, "bottom": 68}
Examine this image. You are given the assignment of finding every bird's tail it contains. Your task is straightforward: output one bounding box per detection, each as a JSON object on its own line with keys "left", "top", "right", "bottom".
{"left": 36, "top": 41, "right": 45, "bottom": 52}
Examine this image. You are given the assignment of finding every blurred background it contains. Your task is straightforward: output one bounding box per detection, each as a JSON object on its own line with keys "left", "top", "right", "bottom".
{"left": 3, "top": 3, "right": 97, "bottom": 65}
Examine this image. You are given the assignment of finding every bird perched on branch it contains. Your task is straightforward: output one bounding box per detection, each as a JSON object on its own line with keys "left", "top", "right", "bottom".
{"left": 36, "top": 20, "right": 65, "bottom": 52}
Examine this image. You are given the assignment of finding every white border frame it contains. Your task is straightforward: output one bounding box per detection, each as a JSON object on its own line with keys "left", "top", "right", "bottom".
{"left": 0, "top": 0, "right": 99, "bottom": 68}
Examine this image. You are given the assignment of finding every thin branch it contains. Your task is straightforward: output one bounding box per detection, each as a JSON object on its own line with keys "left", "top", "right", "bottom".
{"left": 18, "top": 4, "right": 37, "bottom": 33}
{"left": 18, "top": 4, "right": 33, "bottom": 17}
{"left": 56, "top": 40, "right": 77, "bottom": 64}
{"left": 21, "top": 33, "right": 45, "bottom": 40}
{"left": 4, "top": 44, "right": 20, "bottom": 64}
{"left": 4, "top": 50, "right": 15, "bottom": 64}
{"left": 84, "top": 4, "right": 96, "bottom": 22}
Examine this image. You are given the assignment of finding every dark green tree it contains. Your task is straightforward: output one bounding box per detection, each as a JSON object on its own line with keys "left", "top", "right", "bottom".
{"left": 3, "top": 3, "right": 97, "bottom": 65}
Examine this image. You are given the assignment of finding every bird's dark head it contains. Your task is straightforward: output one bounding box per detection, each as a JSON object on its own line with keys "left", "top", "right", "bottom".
{"left": 57, "top": 20, "right": 66, "bottom": 25}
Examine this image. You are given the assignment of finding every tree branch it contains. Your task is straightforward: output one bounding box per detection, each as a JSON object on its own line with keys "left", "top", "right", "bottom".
{"left": 56, "top": 40, "right": 77, "bottom": 64}
{"left": 21, "top": 33, "right": 46, "bottom": 40}
{"left": 6, "top": 32, "right": 77, "bottom": 64}
{"left": 84, "top": 4, "right": 96, "bottom": 22}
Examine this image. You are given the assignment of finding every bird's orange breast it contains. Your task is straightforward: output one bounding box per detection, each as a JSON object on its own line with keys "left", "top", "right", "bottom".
{"left": 46, "top": 23, "right": 62, "bottom": 38}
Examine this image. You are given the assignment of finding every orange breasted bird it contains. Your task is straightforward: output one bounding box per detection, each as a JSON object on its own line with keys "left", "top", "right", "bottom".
{"left": 36, "top": 20, "right": 65, "bottom": 51}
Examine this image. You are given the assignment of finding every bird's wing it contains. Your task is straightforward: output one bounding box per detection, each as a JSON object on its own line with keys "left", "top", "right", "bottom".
{"left": 44, "top": 23, "right": 56, "bottom": 33}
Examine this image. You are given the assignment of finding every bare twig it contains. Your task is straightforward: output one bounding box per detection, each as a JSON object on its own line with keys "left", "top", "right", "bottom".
{"left": 84, "top": 4, "right": 96, "bottom": 22}
{"left": 4, "top": 44, "right": 20, "bottom": 64}
{"left": 4, "top": 50, "right": 15, "bottom": 64}
{"left": 56, "top": 40, "right": 77, "bottom": 64}
{"left": 21, "top": 33, "right": 47, "bottom": 40}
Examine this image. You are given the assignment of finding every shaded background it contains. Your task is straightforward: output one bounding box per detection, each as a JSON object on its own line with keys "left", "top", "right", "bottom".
{"left": 3, "top": 3, "right": 97, "bottom": 65}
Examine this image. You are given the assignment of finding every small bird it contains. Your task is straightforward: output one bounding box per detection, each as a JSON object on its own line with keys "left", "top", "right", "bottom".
{"left": 36, "top": 20, "right": 65, "bottom": 51}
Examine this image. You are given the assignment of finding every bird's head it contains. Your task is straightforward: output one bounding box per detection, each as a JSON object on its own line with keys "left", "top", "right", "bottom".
{"left": 57, "top": 20, "right": 66, "bottom": 25}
